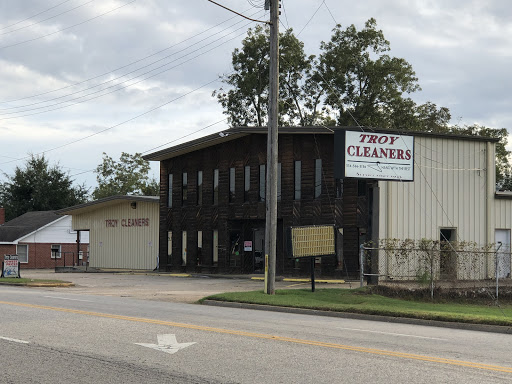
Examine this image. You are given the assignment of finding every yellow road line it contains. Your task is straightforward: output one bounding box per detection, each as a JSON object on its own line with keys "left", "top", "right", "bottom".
{"left": 1, "top": 300, "right": 511, "bottom": 374}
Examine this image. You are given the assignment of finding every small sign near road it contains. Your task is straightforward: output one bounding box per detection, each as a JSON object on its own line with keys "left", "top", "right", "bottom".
{"left": 2, "top": 255, "right": 19, "bottom": 278}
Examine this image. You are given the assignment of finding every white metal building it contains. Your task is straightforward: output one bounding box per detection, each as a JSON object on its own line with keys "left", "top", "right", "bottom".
{"left": 371, "top": 133, "right": 512, "bottom": 279}
{"left": 58, "top": 196, "right": 159, "bottom": 270}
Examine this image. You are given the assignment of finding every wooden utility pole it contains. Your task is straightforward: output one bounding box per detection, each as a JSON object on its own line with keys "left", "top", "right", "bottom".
{"left": 264, "top": 0, "right": 279, "bottom": 294}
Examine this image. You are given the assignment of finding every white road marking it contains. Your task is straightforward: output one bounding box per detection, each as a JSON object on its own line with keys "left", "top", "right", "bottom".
{"left": 43, "top": 296, "right": 93, "bottom": 302}
{"left": 0, "top": 336, "right": 29, "bottom": 344}
{"left": 336, "top": 327, "right": 447, "bottom": 341}
{"left": 136, "top": 334, "right": 196, "bottom": 355}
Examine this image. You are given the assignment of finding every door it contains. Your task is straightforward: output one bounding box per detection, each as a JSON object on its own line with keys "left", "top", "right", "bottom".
{"left": 495, "top": 229, "right": 511, "bottom": 279}
{"left": 253, "top": 228, "right": 265, "bottom": 272}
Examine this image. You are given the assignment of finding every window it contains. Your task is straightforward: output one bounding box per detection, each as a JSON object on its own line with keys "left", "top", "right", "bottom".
{"left": 244, "top": 165, "right": 250, "bottom": 202}
{"left": 294, "top": 160, "right": 302, "bottom": 200}
{"left": 213, "top": 230, "right": 219, "bottom": 265}
{"left": 277, "top": 162, "right": 282, "bottom": 201}
{"left": 16, "top": 244, "right": 28, "bottom": 263}
{"left": 197, "top": 171, "right": 203, "bottom": 205}
{"left": 315, "top": 159, "right": 322, "bottom": 199}
{"left": 213, "top": 169, "right": 219, "bottom": 205}
{"left": 259, "top": 164, "right": 266, "bottom": 201}
{"left": 167, "top": 231, "right": 172, "bottom": 257}
{"left": 182, "top": 231, "right": 187, "bottom": 266}
{"left": 51, "top": 244, "right": 61, "bottom": 259}
{"left": 197, "top": 231, "right": 203, "bottom": 265}
{"left": 229, "top": 167, "right": 235, "bottom": 202}
{"left": 167, "top": 174, "right": 173, "bottom": 208}
{"left": 182, "top": 172, "right": 188, "bottom": 204}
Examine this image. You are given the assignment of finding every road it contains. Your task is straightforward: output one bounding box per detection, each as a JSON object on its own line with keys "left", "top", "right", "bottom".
{"left": 0, "top": 273, "right": 511, "bottom": 383}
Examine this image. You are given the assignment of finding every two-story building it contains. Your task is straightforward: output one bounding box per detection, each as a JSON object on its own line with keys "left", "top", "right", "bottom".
{"left": 143, "top": 126, "right": 512, "bottom": 279}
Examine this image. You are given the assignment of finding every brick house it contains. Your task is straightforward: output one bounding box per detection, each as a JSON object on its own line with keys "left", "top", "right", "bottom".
{"left": 0, "top": 209, "right": 89, "bottom": 269}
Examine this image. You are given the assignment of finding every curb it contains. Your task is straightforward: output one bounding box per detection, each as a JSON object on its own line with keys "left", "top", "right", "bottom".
{"left": 202, "top": 300, "right": 512, "bottom": 335}
{"left": 0, "top": 282, "right": 75, "bottom": 287}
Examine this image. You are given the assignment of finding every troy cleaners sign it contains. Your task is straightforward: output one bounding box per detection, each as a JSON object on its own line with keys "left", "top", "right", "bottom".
{"left": 343, "top": 130, "right": 414, "bottom": 181}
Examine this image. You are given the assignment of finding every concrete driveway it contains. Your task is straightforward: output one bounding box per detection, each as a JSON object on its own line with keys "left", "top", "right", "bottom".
{"left": 20, "top": 270, "right": 355, "bottom": 303}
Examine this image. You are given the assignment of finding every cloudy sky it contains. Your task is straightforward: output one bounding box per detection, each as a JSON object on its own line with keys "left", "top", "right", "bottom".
{"left": 0, "top": 0, "right": 510, "bottom": 192}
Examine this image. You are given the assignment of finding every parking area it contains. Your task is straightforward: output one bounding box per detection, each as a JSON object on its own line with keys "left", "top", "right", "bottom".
{"left": 20, "top": 270, "right": 354, "bottom": 303}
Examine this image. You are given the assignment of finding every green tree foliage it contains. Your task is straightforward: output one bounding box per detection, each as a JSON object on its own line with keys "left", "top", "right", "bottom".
{"left": 0, "top": 155, "right": 88, "bottom": 221}
{"left": 213, "top": 25, "right": 323, "bottom": 126}
{"left": 214, "top": 18, "right": 510, "bottom": 187}
{"left": 93, "top": 152, "right": 159, "bottom": 199}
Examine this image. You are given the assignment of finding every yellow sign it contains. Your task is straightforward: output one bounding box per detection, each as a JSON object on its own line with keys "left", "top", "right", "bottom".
{"left": 291, "top": 226, "right": 335, "bottom": 258}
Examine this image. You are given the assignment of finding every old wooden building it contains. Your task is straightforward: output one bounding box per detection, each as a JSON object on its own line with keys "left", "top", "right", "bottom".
{"left": 144, "top": 127, "right": 369, "bottom": 277}
{"left": 145, "top": 126, "right": 512, "bottom": 280}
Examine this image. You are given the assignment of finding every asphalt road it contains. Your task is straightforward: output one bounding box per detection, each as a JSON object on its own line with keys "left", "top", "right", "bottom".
{"left": 1, "top": 272, "right": 511, "bottom": 383}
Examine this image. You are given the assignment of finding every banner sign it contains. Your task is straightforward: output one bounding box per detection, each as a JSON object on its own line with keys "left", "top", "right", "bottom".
{"left": 342, "top": 130, "right": 414, "bottom": 181}
{"left": 3, "top": 255, "right": 19, "bottom": 278}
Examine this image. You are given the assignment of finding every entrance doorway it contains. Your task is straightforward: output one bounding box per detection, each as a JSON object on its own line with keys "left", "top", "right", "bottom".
{"left": 253, "top": 228, "right": 265, "bottom": 272}
{"left": 440, "top": 228, "right": 457, "bottom": 279}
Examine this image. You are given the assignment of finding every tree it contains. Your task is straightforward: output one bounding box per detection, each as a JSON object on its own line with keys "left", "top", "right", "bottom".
{"left": 93, "top": 152, "right": 159, "bottom": 200}
{"left": 0, "top": 155, "right": 88, "bottom": 221}
{"left": 214, "top": 18, "right": 511, "bottom": 187}
{"left": 213, "top": 26, "right": 323, "bottom": 127}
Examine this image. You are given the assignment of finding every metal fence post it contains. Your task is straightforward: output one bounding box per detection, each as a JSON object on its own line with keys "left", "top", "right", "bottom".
{"left": 360, "top": 245, "right": 364, "bottom": 288}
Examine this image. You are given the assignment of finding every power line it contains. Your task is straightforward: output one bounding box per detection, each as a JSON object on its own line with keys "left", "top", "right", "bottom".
{"left": 0, "top": 12, "right": 261, "bottom": 112}
{"left": 0, "top": 75, "right": 226, "bottom": 166}
{"left": 69, "top": 118, "right": 229, "bottom": 178}
{"left": 0, "top": 0, "right": 136, "bottom": 50}
{"left": 0, "top": 8, "right": 259, "bottom": 105}
{"left": 0, "top": 0, "right": 96, "bottom": 36}
{"left": 0, "top": 21, "right": 254, "bottom": 120}
{"left": 0, "top": 0, "right": 74, "bottom": 32}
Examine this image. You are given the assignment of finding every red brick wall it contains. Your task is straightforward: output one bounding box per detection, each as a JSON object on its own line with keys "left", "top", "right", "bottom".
{"left": 0, "top": 244, "right": 16, "bottom": 258}
{"left": 1, "top": 243, "right": 89, "bottom": 269}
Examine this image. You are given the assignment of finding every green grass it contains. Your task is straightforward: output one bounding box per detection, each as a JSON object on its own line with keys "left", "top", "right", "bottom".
{"left": 0, "top": 277, "right": 71, "bottom": 285}
{"left": 203, "top": 288, "right": 512, "bottom": 327}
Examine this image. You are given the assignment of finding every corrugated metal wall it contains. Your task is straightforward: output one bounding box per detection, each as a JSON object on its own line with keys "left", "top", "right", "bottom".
{"left": 379, "top": 136, "right": 490, "bottom": 243}
{"left": 72, "top": 201, "right": 159, "bottom": 269}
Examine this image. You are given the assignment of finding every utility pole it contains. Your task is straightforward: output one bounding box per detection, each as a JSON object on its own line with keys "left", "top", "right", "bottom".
{"left": 264, "top": 0, "right": 279, "bottom": 295}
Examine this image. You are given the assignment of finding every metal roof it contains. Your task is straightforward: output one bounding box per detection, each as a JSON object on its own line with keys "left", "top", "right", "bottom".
{"left": 142, "top": 126, "right": 499, "bottom": 162}
{"left": 56, "top": 195, "right": 159, "bottom": 216}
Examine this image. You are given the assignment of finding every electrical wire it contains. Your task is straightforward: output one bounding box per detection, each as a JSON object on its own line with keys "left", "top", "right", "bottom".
{"left": 0, "top": 0, "right": 96, "bottom": 36}
{"left": 0, "top": 8, "right": 259, "bottom": 105}
{"left": 0, "top": 75, "right": 226, "bottom": 167}
{"left": 68, "top": 118, "right": 229, "bottom": 178}
{"left": 0, "top": 20, "right": 256, "bottom": 120}
{"left": 0, "top": 0, "right": 74, "bottom": 32}
{"left": 0, "top": 0, "right": 136, "bottom": 50}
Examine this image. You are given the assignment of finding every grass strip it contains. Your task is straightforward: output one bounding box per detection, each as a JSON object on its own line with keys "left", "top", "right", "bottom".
{"left": 203, "top": 288, "right": 512, "bottom": 327}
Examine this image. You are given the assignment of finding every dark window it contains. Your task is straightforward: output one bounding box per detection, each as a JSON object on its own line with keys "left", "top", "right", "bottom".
{"left": 197, "top": 170, "right": 203, "bottom": 205}
{"left": 259, "top": 164, "right": 266, "bottom": 202}
{"left": 244, "top": 165, "right": 250, "bottom": 202}
{"left": 213, "top": 169, "right": 219, "bottom": 205}
{"left": 358, "top": 180, "right": 366, "bottom": 196}
{"left": 277, "top": 162, "right": 282, "bottom": 201}
{"left": 315, "top": 159, "right": 322, "bottom": 198}
{"left": 182, "top": 172, "right": 188, "bottom": 204}
{"left": 294, "top": 160, "right": 301, "bottom": 200}
{"left": 168, "top": 174, "right": 173, "bottom": 208}
{"left": 229, "top": 167, "right": 235, "bottom": 202}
